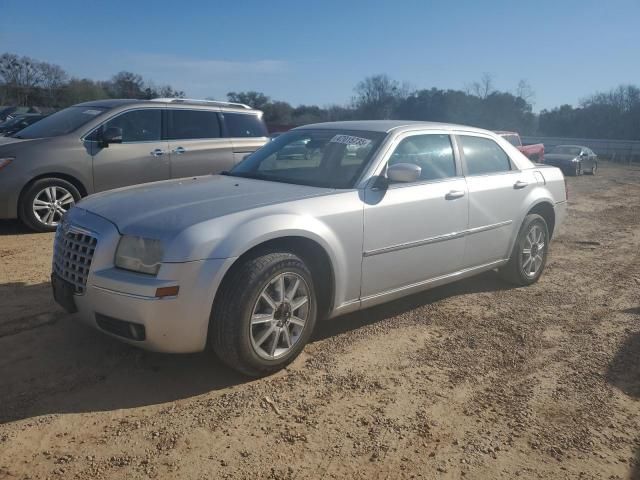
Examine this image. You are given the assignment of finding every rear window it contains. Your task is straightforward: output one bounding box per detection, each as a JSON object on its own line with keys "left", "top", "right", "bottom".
{"left": 168, "top": 110, "right": 221, "bottom": 140}
{"left": 459, "top": 135, "right": 512, "bottom": 176}
{"left": 224, "top": 112, "right": 268, "bottom": 138}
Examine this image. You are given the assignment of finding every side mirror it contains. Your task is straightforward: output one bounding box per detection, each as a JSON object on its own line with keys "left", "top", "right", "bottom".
{"left": 387, "top": 163, "right": 422, "bottom": 183}
{"left": 580, "top": 151, "right": 588, "bottom": 157}
{"left": 101, "top": 126, "right": 123, "bottom": 146}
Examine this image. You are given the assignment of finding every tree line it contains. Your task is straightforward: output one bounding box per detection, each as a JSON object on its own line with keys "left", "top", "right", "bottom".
{"left": 0, "top": 53, "right": 184, "bottom": 108}
{"left": 2, "top": 52, "right": 639, "bottom": 141}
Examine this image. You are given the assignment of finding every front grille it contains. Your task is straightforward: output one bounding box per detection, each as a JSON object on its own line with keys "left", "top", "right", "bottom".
{"left": 52, "top": 226, "right": 98, "bottom": 294}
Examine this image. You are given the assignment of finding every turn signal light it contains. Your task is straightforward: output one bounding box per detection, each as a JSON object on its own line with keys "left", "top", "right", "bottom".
{"left": 155, "top": 285, "right": 179, "bottom": 298}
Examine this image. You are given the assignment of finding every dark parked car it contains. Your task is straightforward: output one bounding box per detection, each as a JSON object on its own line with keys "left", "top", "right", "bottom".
{"left": 0, "top": 114, "right": 47, "bottom": 137}
{"left": 545, "top": 145, "right": 598, "bottom": 176}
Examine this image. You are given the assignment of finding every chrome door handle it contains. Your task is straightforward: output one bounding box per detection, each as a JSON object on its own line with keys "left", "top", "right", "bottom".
{"left": 150, "top": 149, "right": 165, "bottom": 157}
{"left": 172, "top": 146, "right": 186, "bottom": 154}
{"left": 514, "top": 180, "right": 529, "bottom": 189}
{"left": 445, "top": 190, "right": 465, "bottom": 200}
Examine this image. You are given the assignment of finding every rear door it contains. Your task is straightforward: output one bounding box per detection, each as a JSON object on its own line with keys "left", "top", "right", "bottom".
{"left": 167, "top": 108, "right": 235, "bottom": 178}
{"left": 458, "top": 133, "right": 536, "bottom": 268}
{"left": 222, "top": 111, "right": 269, "bottom": 164}
{"left": 90, "top": 108, "right": 170, "bottom": 192}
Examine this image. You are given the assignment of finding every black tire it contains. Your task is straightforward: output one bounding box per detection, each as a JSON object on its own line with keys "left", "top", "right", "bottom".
{"left": 210, "top": 251, "right": 318, "bottom": 377}
{"left": 586, "top": 162, "right": 597, "bottom": 175}
{"left": 573, "top": 162, "right": 582, "bottom": 176}
{"left": 19, "top": 178, "right": 81, "bottom": 232}
{"left": 499, "top": 214, "right": 549, "bottom": 286}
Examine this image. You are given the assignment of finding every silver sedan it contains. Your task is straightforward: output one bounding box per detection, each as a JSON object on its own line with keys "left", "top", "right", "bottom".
{"left": 52, "top": 121, "right": 568, "bottom": 376}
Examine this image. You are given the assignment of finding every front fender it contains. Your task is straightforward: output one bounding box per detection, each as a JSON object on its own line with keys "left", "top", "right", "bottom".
{"left": 166, "top": 212, "right": 353, "bottom": 308}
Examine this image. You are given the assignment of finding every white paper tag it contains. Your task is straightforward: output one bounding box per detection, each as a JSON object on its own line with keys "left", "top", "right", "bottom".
{"left": 82, "top": 109, "right": 103, "bottom": 115}
{"left": 330, "top": 134, "right": 371, "bottom": 147}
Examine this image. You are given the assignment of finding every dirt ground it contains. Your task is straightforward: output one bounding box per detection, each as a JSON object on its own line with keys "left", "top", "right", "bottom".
{"left": 1, "top": 161, "right": 639, "bottom": 480}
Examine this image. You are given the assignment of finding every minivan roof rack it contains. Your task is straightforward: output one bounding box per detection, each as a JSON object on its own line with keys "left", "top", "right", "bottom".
{"left": 150, "top": 98, "right": 252, "bottom": 109}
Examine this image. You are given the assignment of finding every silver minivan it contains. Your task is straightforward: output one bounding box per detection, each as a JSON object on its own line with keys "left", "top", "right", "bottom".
{"left": 0, "top": 98, "right": 268, "bottom": 231}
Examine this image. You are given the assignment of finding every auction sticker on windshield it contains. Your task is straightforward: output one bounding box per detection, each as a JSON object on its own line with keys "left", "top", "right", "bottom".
{"left": 330, "top": 134, "right": 371, "bottom": 147}
{"left": 82, "top": 109, "right": 103, "bottom": 116}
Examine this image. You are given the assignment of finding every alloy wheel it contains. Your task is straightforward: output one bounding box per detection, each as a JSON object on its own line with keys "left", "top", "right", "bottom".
{"left": 521, "top": 224, "right": 545, "bottom": 278}
{"left": 250, "top": 272, "right": 310, "bottom": 360}
{"left": 32, "top": 186, "right": 75, "bottom": 227}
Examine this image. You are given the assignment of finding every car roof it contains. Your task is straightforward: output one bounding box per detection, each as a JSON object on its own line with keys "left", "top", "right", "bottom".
{"left": 295, "top": 120, "right": 493, "bottom": 135}
{"left": 73, "top": 98, "right": 262, "bottom": 114}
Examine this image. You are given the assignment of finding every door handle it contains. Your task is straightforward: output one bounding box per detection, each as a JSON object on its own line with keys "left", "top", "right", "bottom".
{"left": 514, "top": 180, "right": 529, "bottom": 189}
{"left": 150, "top": 149, "right": 165, "bottom": 157}
{"left": 172, "top": 146, "right": 186, "bottom": 154}
{"left": 445, "top": 190, "right": 465, "bottom": 200}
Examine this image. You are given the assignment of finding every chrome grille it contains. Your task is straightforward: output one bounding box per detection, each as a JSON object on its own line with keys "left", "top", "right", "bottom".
{"left": 53, "top": 225, "right": 98, "bottom": 294}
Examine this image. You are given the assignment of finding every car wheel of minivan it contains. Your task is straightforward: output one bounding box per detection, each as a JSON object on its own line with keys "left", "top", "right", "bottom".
{"left": 211, "top": 251, "right": 318, "bottom": 377}
{"left": 20, "top": 178, "right": 81, "bottom": 232}
{"left": 499, "top": 214, "right": 549, "bottom": 286}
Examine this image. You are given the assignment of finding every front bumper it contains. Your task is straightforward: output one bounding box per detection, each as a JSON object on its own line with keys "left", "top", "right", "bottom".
{"left": 73, "top": 259, "right": 235, "bottom": 353}
{"left": 58, "top": 207, "right": 237, "bottom": 353}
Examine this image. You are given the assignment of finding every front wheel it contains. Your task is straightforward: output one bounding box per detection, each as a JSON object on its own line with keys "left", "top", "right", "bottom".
{"left": 19, "top": 178, "right": 81, "bottom": 232}
{"left": 499, "top": 214, "right": 549, "bottom": 286}
{"left": 210, "top": 252, "right": 318, "bottom": 377}
{"left": 586, "top": 162, "right": 597, "bottom": 175}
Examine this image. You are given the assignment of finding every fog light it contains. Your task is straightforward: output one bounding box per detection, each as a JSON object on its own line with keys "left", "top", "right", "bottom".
{"left": 155, "top": 285, "right": 179, "bottom": 298}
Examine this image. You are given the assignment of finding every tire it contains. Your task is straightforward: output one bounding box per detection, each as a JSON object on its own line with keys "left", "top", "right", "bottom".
{"left": 210, "top": 251, "right": 318, "bottom": 377}
{"left": 499, "top": 214, "right": 549, "bottom": 286}
{"left": 19, "top": 178, "right": 81, "bottom": 232}
{"left": 586, "top": 162, "right": 597, "bottom": 175}
{"left": 573, "top": 162, "right": 582, "bottom": 176}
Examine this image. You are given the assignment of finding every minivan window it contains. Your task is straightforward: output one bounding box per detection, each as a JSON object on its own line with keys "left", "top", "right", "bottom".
{"left": 459, "top": 135, "right": 512, "bottom": 175}
{"left": 389, "top": 134, "right": 456, "bottom": 181}
{"left": 13, "top": 106, "right": 107, "bottom": 139}
{"left": 224, "top": 112, "right": 268, "bottom": 138}
{"left": 168, "top": 110, "right": 221, "bottom": 140}
{"left": 99, "top": 109, "right": 161, "bottom": 143}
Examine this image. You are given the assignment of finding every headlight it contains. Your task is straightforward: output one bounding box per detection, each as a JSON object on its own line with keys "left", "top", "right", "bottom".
{"left": 114, "top": 235, "right": 163, "bottom": 275}
{"left": 0, "top": 157, "right": 14, "bottom": 170}
{"left": 571, "top": 157, "right": 579, "bottom": 162}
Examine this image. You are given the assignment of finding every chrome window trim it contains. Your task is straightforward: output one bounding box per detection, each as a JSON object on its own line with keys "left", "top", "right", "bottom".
{"left": 363, "top": 220, "right": 512, "bottom": 257}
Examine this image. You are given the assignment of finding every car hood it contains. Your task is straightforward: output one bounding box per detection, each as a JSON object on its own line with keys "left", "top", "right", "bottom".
{"left": 545, "top": 153, "right": 576, "bottom": 163}
{"left": 77, "top": 175, "right": 334, "bottom": 235}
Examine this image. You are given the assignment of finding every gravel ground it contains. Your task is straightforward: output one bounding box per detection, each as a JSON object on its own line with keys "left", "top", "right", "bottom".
{"left": 1, "top": 161, "right": 639, "bottom": 480}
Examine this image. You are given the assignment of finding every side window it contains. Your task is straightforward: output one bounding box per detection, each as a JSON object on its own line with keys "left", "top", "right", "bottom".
{"left": 101, "top": 109, "right": 161, "bottom": 143}
{"left": 167, "top": 109, "right": 221, "bottom": 140}
{"left": 388, "top": 134, "right": 456, "bottom": 181}
{"left": 224, "top": 112, "right": 268, "bottom": 138}
{"left": 459, "top": 135, "right": 512, "bottom": 176}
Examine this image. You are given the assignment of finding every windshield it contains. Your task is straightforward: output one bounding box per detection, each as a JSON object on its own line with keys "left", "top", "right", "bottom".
{"left": 229, "top": 129, "right": 386, "bottom": 188}
{"left": 551, "top": 146, "right": 582, "bottom": 156}
{"left": 14, "top": 106, "right": 107, "bottom": 139}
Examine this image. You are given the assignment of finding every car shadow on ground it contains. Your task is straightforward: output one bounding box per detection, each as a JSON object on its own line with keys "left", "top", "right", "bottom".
{"left": 605, "top": 309, "right": 640, "bottom": 477}
{"left": 0, "top": 271, "right": 513, "bottom": 424}
{"left": 0, "top": 219, "right": 33, "bottom": 235}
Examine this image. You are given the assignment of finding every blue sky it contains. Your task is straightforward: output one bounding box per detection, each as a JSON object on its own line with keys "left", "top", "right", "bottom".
{"left": 1, "top": 0, "right": 639, "bottom": 111}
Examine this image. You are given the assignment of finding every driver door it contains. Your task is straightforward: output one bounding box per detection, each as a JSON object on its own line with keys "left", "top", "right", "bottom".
{"left": 361, "top": 132, "right": 468, "bottom": 298}
{"left": 90, "top": 108, "right": 170, "bottom": 192}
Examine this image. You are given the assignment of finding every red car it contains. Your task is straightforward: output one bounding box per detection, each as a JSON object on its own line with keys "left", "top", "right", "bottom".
{"left": 496, "top": 131, "right": 544, "bottom": 163}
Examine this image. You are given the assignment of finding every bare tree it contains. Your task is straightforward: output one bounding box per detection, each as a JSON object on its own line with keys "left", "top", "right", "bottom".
{"left": 39, "top": 62, "right": 67, "bottom": 106}
{"left": 515, "top": 79, "right": 535, "bottom": 103}
{"left": 352, "top": 74, "right": 408, "bottom": 119}
{"left": 467, "top": 73, "right": 495, "bottom": 99}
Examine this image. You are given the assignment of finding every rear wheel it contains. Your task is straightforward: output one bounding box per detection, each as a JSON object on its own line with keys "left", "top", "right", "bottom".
{"left": 499, "top": 214, "right": 549, "bottom": 286}
{"left": 19, "top": 178, "right": 81, "bottom": 232}
{"left": 210, "top": 251, "right": 317, "bottom": 377}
